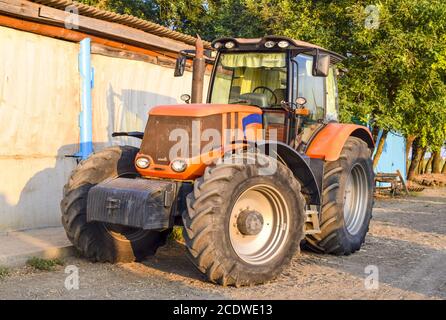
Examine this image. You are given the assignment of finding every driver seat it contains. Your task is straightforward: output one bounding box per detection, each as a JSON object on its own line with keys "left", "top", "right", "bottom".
{"left": 273, "top": 89, "right": 286, "bottom": 105}
{"left": 238, "top": 92, "right": 270, "bottom": 108}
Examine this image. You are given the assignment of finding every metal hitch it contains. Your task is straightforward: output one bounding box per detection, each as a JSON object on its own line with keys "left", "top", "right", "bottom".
{"left": 87, "top": 177, "right": 177, "bottom": 230}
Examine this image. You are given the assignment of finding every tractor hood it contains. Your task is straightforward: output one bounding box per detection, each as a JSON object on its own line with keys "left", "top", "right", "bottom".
{"left": 149, "top": 103, "right": 262, "bottom": 117}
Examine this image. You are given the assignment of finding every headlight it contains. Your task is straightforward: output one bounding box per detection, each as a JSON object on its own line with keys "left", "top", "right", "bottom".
{"left": 278, "top": 40, "right": 290, "bottom": 48}
{"left": 135, "top": 157, "right": 150, "bottom": 169}
{"left": 264, "top": 40, "right": 276, "bottom": 48}
{"left": 171, "top": 159, "right": 188, "bottom": 173}
{"left": 213, "top": 42, "right": 222, "bottom": 49}
{"left": 224, "top": 41, "right": 235, "bottom": 49}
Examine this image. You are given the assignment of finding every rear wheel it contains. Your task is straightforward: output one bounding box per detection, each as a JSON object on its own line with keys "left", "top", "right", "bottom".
{"left": 305, "top": 137, "right": 374, "bottom": 255}
{"left": 183, "top": 154, "right": 305, "bottom": 286}
{"left": 61, "top": 146, "right": 170, "bottom": 263}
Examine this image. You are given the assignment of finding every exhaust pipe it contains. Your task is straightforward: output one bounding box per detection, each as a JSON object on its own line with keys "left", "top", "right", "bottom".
{"left": 191, "top": 35, "right": 205, "bottom": 104}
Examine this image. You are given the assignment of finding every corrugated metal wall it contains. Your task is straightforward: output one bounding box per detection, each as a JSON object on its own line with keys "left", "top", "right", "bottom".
{"left": 0, "top": 25, "right": 209, "bottom": 233}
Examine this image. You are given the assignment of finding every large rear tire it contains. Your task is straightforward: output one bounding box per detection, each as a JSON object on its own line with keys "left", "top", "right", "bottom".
{"left": 183, "top": 154, "right": 305, "bottom": 286}
{"left": 305, "top": 137, "right": 374, "bottom": 255}
{"left": 61, "top": 146, "right": 170, "bottom": 263}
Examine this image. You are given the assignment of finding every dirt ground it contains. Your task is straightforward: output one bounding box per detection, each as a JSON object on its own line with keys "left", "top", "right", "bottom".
{"left": 0, "top": 188, "right": 445, "bottom": 300}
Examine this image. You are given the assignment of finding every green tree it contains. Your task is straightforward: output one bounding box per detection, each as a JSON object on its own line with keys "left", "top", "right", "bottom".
{"left": 247, "top": 0, "right": 446, "bottom": 172}
{"left": 78, "top": 0, "right": 159, "bottom": 21}
{"left": 78, "top": 0, "right": 264, "bottom": 38}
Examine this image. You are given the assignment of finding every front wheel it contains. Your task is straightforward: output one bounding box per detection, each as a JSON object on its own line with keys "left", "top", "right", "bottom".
{"left": 305, "top": 137, "right": 374, "bottom": 255}
{"left": 183, "top": 155, "right": 306, "bottom": 286}
{"left": 61, "top": 146, "right": 170, "bottom": 263}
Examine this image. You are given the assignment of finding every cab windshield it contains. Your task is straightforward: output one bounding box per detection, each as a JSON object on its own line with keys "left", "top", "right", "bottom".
{"left": 210, "top": 52, "right": 287, "bottom": 108}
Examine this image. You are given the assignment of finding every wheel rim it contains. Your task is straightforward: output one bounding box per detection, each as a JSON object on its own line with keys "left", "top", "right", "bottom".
{"left": 343, "top": 163, "right": 369, "bottom": 235}
{"left": 229, "top": 184, "right": 290, "bottom": 265}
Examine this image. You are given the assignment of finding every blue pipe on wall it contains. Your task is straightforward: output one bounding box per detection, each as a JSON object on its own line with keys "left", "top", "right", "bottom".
{"left": 77, "top": 38, "right": 94, "bottom": 160}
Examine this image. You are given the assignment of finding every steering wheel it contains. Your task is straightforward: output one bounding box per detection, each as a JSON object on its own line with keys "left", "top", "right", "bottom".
{"left": 253, "top": 86, "right": 278, "bottom": 105}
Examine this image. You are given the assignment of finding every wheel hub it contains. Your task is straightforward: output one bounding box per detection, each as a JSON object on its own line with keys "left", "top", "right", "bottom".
{"left": 236, "top": 210, "right": 264, "bottom": 236}
{"left": 229, "top": 185, "right": 290, "bottom": 265}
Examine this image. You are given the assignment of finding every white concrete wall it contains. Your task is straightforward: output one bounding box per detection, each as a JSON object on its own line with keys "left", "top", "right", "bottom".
{"left": 0, "top": 25, "right": 209, "bottom": 233}
{"left": 0, "top": 26, "right": 80, "bottom": 232}
{"left": 91, "top": 54, "right": 209, "bottom": 149}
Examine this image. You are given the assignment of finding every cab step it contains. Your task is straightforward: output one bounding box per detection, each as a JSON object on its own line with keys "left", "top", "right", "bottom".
{"left": 304, "top": 210, "right": 321, "bottom": 235}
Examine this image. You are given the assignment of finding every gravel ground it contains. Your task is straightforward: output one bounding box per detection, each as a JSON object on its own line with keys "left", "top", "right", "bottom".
{"left": 0, "top": 188, "right": 445, "bottom": 300}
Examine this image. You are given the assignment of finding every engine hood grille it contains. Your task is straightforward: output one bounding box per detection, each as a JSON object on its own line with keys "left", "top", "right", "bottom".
{"left": 140, "top": 114, "right": 222, "bottom": 165}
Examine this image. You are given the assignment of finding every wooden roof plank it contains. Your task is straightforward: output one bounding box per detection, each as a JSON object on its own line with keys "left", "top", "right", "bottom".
{"left": 0, "top": 0, "right": 194, "bottom": 54}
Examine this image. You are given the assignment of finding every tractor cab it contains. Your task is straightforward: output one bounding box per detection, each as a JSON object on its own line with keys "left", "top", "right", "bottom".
{"left": 178, "top": 36, "right": 344, "bottom": 149}
{"left": 208, "top": 37, "right": 343, "bottom": 149}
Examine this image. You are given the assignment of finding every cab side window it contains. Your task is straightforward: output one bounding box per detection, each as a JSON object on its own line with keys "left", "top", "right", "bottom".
{"left": 295, "top": 54, "right": 326, "bottom": 121}
{"left": 326, "top": 68, "right": 339, "bottom": 121}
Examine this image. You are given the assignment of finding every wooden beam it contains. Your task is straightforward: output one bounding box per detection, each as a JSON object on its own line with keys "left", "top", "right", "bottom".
{"left": 91, "top": 43, "right": 158, "bottom": 64}
{"left": 0, "top": 14, "right": 175, "bottom": 59}
{"left": 0, "top": 0, "right": 39, "bottom": 18}
{"left": 91, "top": 42, "right": 194, "bottom": 72}
{"left": 0, "top": 0, "right": 193, "bottom": 54}
{"left": 397, "top": 170, "right": 410, "bottom": 195}
{"left": 38, "top": 5, "right": 193, "bottom": 53}
{"left": 0, "top": 15, "right": 213, "bottom": 74}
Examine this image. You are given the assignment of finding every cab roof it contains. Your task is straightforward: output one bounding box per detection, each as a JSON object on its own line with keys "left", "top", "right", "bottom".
{"left": 211, "top": 36, "right": 345, "bottom": 64}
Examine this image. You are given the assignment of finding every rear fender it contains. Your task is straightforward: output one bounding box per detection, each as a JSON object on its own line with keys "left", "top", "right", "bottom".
{"left": 306, "top": 123, "right": 374, "bottom": 161}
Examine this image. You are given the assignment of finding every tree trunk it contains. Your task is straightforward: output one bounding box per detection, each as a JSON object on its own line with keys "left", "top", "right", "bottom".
{"left": 424, "top": 154, "right": 433, "bottom": 174}
{"left": 417, "top": 149, "right": 427, "bottom": 175}
{"left": 373, "top": 130, "right": 388, "bottom": 169}
{"left": 442, "top": 160, "right": 446, "bottom": 174}
{"left": 405, "top": 135, "right": 416, "bottom": 176}
{"left": 372, "top": 126, "right": 380, "bottom": 143}
{"left": 407, "top": 138, "right": 426, "bottom": 180}
{"left": 432, "top": 150, "right": 442, "bottom": 174}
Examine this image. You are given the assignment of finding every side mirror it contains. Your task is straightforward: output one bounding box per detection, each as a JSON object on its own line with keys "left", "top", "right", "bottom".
{"left": 174, "top": 55, "right": 186, "bottom": 77}
{"left": 180, "top": 94, "right": 191, "bottom": 104}
{"left": 312, "top": 51, "right": 330, "bottom": 77}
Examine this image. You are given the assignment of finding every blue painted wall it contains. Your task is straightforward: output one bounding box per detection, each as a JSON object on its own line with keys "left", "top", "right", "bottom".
{"left": 374, "top": 130, "right": 406, "bottom": 180}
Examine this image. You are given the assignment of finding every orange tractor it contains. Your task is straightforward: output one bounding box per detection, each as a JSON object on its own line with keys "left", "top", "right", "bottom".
{"left": 61, "top": 36, "right": 374, "bottom": 286}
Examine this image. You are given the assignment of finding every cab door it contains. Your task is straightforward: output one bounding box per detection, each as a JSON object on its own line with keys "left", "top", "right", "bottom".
{"left": 291, "top": 54, "right": 338, "bottom": 150}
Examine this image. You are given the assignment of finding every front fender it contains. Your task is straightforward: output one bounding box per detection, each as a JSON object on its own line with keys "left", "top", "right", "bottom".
{"left": 258, "top": 141, "right": 322, "bottom": 205}
{"left": 306, "top": 123, "right": 374, "bottom": 162}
